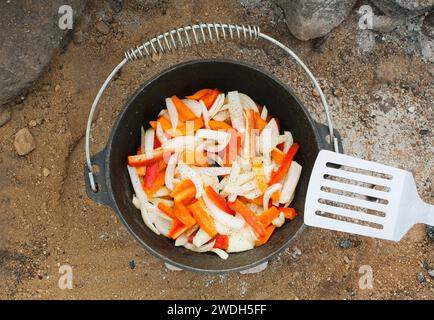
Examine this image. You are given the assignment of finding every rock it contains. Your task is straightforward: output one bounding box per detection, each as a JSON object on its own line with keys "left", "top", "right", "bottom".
{"left": 276, "top": 0, "right": 357, "bottom": 40}
{"left": 28, "top": 120, "right": 37, "bottom": 127}
{"left": 128, "top": 260, "right": 136, "bottom": 270}
{"left": 14, "top": 128, "right": 36, "bottom": 156}
{"left": 417, "top": 272, "right": 426, "bottom": 283}
{"left": 0, "top": 105, "right": 11, "bottom": 127}
{"left": 339, "top": 239, "right": 353, "bottom": 249}
{"left": 0, "top": 0, "right": 87, "bottom": 106}
{"left": 54, "top": 84, "right": 61, "bottom": 92}
{"left": 95, "top": 20, "right": 110, "bottom": 35}
{"left": 371, "top": 0, "right": 433, "bottom": 17}
{"left": 427, "top": 225, "right": 434, "bottom": 238}
{"left": 428, "top": 269, "right": 434, "bottom": 278}
{"left": 43, "top": 168, "right": 51, "bottom": 177}
{"left": 407, "top": 106, "right": 416, "bottom": 113}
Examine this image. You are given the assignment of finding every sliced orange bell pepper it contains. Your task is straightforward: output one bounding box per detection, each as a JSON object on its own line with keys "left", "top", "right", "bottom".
{"left": 172, "top": 95, "right": 196, "bottom": 121}
{"left": 171, "top": 180, "right": 193, "bottom": 196}
{"left": 174, "top": 201, "right": 196, "bottom": 228}
{"left": 157, "top": 202, "right": 176, "bottom": 219}
{"left": 135, "top": 166, "right": 147, "bottom": 177}
{"left": 271, "top": 148, "right": 285, "bottom": 164}
{"left": 253, "top": 111, "right": 267, "bottom": 132}
{"left": 127, "top": 148, "right": 170, "bottom": 167}
{"left": 252, "top": 158, "right": 267, "bottom": 193}
{"left": 213, "top": 235, "right": 229, "bottom": 250}
{"left": 181, "top": 149, "right": 208, "bottom": 167}
{"left": 227, "top": 199, "right": 266, "bottom": 237}
{"left": 188, "top": 198, "right": 217, "bottom": 237}
{"left": 268, "top": 143, "right": 299, "bottom": 185}
{"left": 186, "top": 89, "right": 211, "bottom": 100}
{"left": 168, "top": 219, "right": 188, "bottom": 239}
{"left": 255, "top": 224, "right": 276, "bottom": 247}
{"left": 205, "top": 186, "right": 234, "bottom": 215}
{"left": 201, "top": 89, "right": 219, "bottom": 109}
{"left": 173, "top": 185, "right": 196, "bottom": 204}
{"left": 240, "top": 195, "right": 264, "bottom": 206}
{"left": 258, "top": 206, "right": 279, "bottom": 227}
{"left": 208, "top": 120, "right": 232, "bottom": 131}
{"left": 279, "top": 207, "right": 297, "bottom": 220}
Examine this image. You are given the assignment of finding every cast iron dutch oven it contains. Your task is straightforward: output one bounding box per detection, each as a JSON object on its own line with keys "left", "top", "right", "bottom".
{"left": 85, "top": 59, "right": 341, "bottom": 273}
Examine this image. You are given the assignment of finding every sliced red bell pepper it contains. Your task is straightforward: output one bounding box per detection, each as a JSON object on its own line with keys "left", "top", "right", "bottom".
{"left": 258, "top": 206, "right": 279, "bottom": 227}
{"left": 205, "top": 186, "right": 234, "bottom": 215}
{"left": 221, "top": 128, "right": 241, "bottom": 166}
{"left": 127, "top": 148, "right": 171, "bottom": 167}
{"left": 168, "top": 219, "right": 188, "bottom": 239}
{"left": 143, "top": 161, "right": 159, "bottom": 189}
{"left": 268, "top": 143, "right": 300, "bottom": 185}
{"left": 201, "top": 89, "right": 219, "bottom": 109}
{"left": 213, "top": 235, "right": 229, "bottom": 250}
{"left": 227, "top": 199, "right": 266, "bottom": 238}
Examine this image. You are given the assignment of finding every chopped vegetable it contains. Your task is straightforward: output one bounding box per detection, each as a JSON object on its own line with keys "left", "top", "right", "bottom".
{"left": 127, "top": 88, "right": 302, "bottom": 259}
{"left": 268, "top": 143, "right": 299, "bottom": 185}
{"left": 227, "top": 199, "right": 266, "bottom": 238}
{"left": 188, "top": 199, "right": 218, "bottom": 237}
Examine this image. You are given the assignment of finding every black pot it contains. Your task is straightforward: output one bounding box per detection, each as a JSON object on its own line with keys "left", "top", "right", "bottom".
{"left": 85, "top": 59, "right": 341, "bottom": 273}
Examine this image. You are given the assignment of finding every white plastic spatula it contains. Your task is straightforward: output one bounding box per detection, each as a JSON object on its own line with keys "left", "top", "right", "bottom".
{"left": 305, "top": 150, "right": 434, "bottom": 241}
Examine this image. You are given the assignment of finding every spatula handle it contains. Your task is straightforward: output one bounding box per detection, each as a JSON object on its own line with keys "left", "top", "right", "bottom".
{"left": 421, "top": 202, "right": 434, "bottom": 226}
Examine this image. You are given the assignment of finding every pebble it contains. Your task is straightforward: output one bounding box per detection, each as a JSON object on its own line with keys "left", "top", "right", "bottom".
{"left": 128, "top": 260, "right": 136, "bottom": 270}
{"left": 343, "top": 255, "right": 351, "bottom": 264}
{"left": 428, "top": 269, "right": 434, "bottom": 279}
{"left": 339, "top": 239, "right": 353, "bottom": 249}
{"left": 28, "top": 120, "right": 37, "bottom": 127}
{"left": 0, "top": 105, "right": 11, "bottom": 127}
{"left": 95, "top": 20, "right": 110, "bottom": 35}
{"left": 42, "top": 168, "right": 50, "bottom": 177}
{"left": 54, "top": 84, "right": 61, "bottom": 92}
{"left": 312, "top": 89, "right": 319, "bottom": 98}
{"left": 291, "top": 246, "right": 302, "bottom": 259}
{"left": 419, "top": 129, "right": 429, "bottom": 135}
{"left": 407, "top": 106, "right": 415, "bottom": 113}
{"left": 14, "top": 128, "right": 36, "bottom": 156}
{"left": 417, "top": 272, "right": 426, "bottom": 283}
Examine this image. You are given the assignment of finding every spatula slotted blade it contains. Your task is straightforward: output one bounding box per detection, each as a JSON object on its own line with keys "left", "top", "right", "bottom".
{"left": 305, "top": 150, "right": 433, "bottom": 241}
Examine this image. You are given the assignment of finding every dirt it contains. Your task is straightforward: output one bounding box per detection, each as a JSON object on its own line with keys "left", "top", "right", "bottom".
{"left": 0, "top": 0, "right": 433, "bottom": 299}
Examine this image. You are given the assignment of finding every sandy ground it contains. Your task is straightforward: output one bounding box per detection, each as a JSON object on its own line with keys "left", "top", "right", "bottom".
{"left": 0, "top": 0, "right": 433, "bottom": 299}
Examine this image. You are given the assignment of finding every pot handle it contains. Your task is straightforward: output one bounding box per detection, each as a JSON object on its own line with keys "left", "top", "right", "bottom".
{"left": 315, "top": 121, "right": 344, "bottom": 153}
{"left": 85, "top": 23, "right": 341, "bottom": 193}
{"left": 84, "top": 147, "right": 114, "bottom": 208}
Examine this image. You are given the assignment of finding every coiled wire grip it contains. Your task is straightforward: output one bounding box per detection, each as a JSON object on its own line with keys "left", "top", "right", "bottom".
{"left": 86, "top": 23, "right": 340, "bottom": 193}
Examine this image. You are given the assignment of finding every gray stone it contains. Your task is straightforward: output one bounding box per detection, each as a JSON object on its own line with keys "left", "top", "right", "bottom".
{"left": 416, "top": 272, "right": 426, "bottom": 283}
{"left": 371, "top": 0, "right": 434, "bottom": 17}
{"left": 0, "top": 0, "right": 87, "bottom": 106}
{"left": 14, "top": 128, "right": 36, "bottom": 156}
{"left": 276, "top": 0, "right": 357, "bottom": 40}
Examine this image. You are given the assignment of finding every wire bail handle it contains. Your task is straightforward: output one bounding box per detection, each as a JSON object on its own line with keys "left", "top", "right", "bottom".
{"left": 85, "top": 23, "right": 340, "bottom": 192}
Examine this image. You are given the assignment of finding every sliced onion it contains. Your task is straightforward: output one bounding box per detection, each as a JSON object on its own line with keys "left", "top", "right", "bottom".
{"left": 239, "top": 93, "right": 259, "bottom": 113}
{"left": 260, "top": 105, "right": 268, "bottom": 120}
{"left": 165, "top": 153, "right": 179, "bottom": 191}
{"left": 153, "top": 186, "right": 171, "bottom": 198}
{"left": 196, "top": 129, "right": 230, "bottom": 141}
{"left": 203, "top": 191, "right": 245, "bottom": 229}
{"left": 263, "top": 183, "right": 282, "bottom": 211}
{"left": 227, "top": 91, "right": 244, "bottom": 132}
{"left": 211, "top": 248, "right": 228, "bottom": 260}
{"left": 243, "top": 188, "right": 262, "bottom": 200}
{"left": 177, "top": 162, "right": 204, "bottom": 198}
{"left": 213, "top": 110, "right": 230, "bottom": 121}
{"left": 183, "top": 240, "right": 216, "bottom": 253}
{"left": 200, "top": 100, "right": 210, "bottom": 128}
{"left": 192, "top": 228, "right": 213, "bottom": 247}
{"left": 227, "top": 228, "right": 255, "bottom": 253}
{"left": 175, "top": 225, "right": 199, "bottom": 247}
{"left": 139, "top": 202, "right": 160, "bottom": 235}
{"left": 279, "top": 161, "right": 302, "bottom": 204}
{"left": 204, "top": 140, "right": 229, "bottom": 153}
{"left": 163, "top": 136, "right": 199, "bottom": 151}
{"left": 149, "top": 198, "right": 174, "bottom": 207}
{"left": 144, "top": 127, "right": 155, "bottom": 158}
{"left": 156, "top": 121, "right": 168, "bottom": 144}
{"left": 208, "top": 93, "right": 225, "bottom": 118}
{"left": 278, "top": 131, "right": 293, "bottom": 153}
{"left": 127, "top": 165, "right": 148, "bottom": 204}
{"left": 166, "top": 97, "right": 178, "bottom": 130}
{"left": 207, "top": 152, "right": 224, "bottom": 167}
{"left": 132, "top": 195, "right": 140, "bottom": 210}
{"left": 140, "top": 126, "right": 146, "bottom": 153}
{"left": 182, "top": 98, "right": 203, "bottom": 117}
{"left": 272, "top": 212, "right": 285, "bottom": 227}
{"left": 158, "top": 108, "right": 167, "bottom": 117}
{"left": 192, "top": 166, "right": 232, "bottom": 176}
